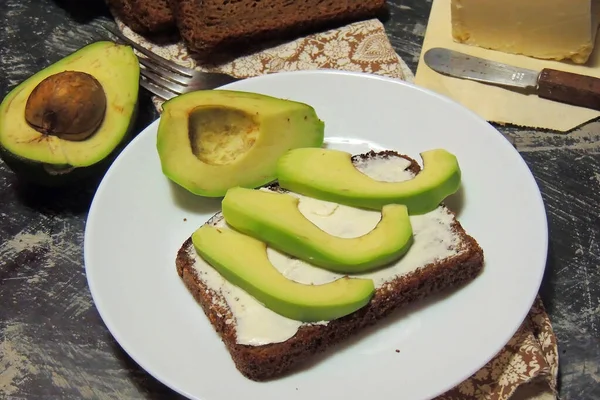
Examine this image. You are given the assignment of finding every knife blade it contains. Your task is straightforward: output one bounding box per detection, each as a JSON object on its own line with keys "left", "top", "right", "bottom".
{"left": 423, "top": 47, "right": 600, "bottom": 111}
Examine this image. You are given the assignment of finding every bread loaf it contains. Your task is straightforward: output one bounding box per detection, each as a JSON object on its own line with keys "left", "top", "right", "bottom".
{"left": 170, "top": 0, "right": 387, "bottom": 59}
{"left": 106, "top": 0, "right": 176, "bottom": 34}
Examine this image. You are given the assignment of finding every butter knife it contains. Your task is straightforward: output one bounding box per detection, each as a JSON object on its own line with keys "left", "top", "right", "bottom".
{"left": 423, "top": 47, "right": 600, "bottom": 111}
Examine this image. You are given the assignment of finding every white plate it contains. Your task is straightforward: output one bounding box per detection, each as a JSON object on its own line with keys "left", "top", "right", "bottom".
{"left": 84, "top": 70, "right": 548, "bottom": 400}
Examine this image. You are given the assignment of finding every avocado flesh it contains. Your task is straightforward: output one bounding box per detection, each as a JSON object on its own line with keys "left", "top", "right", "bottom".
{"left": 277, "top": 148, "right": 461, "bottom": 215}
{"left": 0, "top": 41, "right": 139, "bottom": 169}
{"left": 222, "top": 187, "right": 413, "bottom": 273}
{"left": 192, "top": 225, "right": 375, "bottom": 322}
{"left": 156, "top": 90, "right": 324, "bottom": 197}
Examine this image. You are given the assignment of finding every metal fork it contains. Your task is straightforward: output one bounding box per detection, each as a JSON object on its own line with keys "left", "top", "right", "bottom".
{"left": 107, "top": 27, "right": 240, "bottom": 101}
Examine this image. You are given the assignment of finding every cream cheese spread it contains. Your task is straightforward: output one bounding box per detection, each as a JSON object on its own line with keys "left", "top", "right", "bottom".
{"left": 190, "top": 155, "right": 463, "bottom": 346}
{"left": 451, "top": 0, "right": 600, "bottom": 64}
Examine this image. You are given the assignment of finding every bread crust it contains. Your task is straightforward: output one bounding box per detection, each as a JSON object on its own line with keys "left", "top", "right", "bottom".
{"left": 106, "top": 0, "right": 175, "bottom": 34}
{"left": 176, "top": 151, "right": 484, "bottom": 381}
{"left": 170, "top": 0, "right": 387, "bottom": 60}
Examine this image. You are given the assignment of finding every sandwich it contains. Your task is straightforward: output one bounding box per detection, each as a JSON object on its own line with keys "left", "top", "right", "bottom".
{"left": 175, "top": 148, "right": 484, "bottom": 380}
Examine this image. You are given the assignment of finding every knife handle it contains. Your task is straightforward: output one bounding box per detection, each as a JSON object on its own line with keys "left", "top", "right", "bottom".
{"left": 537, "top": 69, "right": 600, "bottom": 111}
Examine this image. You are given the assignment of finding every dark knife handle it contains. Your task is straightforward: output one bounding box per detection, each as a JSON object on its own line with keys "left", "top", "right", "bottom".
{"left": 537, "top": 69, "right": 600, "bottom": 111}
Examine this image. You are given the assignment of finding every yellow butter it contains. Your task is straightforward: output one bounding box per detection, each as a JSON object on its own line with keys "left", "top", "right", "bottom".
{"left": 451, "top": 0, "right": 600, "bottom": 64}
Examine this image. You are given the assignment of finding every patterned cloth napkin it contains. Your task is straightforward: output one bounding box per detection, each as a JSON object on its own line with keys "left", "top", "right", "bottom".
{"left": 113, "top": 16, "right": 559, "bottom": 400}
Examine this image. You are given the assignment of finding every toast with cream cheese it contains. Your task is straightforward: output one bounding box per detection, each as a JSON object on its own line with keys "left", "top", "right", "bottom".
{"left": 175, "top": 150, "right": 484, "bottom": 381}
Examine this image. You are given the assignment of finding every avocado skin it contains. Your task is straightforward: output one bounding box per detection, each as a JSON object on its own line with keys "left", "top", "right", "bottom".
{"left": 0, "top": 41, "right": 140, "bottom": 186}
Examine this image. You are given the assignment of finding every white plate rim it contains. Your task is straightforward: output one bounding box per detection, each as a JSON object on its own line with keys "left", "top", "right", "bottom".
{"left": 84, "top": 69, "right": 549, "bottom": 400}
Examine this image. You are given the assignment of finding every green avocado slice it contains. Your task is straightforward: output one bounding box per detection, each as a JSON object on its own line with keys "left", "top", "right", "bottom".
{"left": 156, "top": 90, "right": 324, "bottom": 197}
{"left": 222, "top": 187, "right": 414, "bottom": 273}
{"left": 0, "top": 41, "right": 139, "bottom": 185}
{"left": 192, "top": 225, "right": 375, "bottom": 322}
{"left": 276, "top": 148, "right": 461, "bottom": 215}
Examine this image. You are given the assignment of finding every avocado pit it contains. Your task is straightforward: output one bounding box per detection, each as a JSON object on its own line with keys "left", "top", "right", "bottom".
{"left": 188, "top": 106, "right": 259, "bottom": 165}
{"left": 24, "top": 70, "right": 107, "bottom": 141}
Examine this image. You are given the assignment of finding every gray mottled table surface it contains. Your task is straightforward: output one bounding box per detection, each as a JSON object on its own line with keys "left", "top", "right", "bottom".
{"left": 1, "top": 0, "right": 598, "bottom": 399}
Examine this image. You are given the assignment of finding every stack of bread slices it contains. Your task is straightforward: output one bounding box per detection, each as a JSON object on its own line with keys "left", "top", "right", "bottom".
{"left": 106, "top": 0, "right": 387, "bottom": 59}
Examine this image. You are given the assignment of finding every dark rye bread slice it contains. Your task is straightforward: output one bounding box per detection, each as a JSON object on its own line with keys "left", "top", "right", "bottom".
{"left": 175, "top": 150, "right": 484, "bottom": 381}
{"left": 106, "top": 0, "right": 176, "bottom": 34}
{"left": 170, "top": 0, "right": 387, "bottom": 60}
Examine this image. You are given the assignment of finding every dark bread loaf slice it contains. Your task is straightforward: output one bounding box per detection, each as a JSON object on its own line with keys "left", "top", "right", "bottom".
{"left": 170, "top": 0, "right": 387, "bottom": 60}
{"left": 176, "top": 150, "right": 484, "bottom": 381}
{"left": 106, "top": 0, "right": 147, "bottom": 33}
{"left": 132, "top": 0, "right": 176, "bottom": 33}
{"left": 106, "top": 0, "right": 176, "bottom": 34}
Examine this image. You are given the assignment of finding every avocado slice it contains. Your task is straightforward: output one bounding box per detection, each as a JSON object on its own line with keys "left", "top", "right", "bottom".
{"left": 156, "top": 90, "right": 324, "bottom": 197}
{"left": 0, "top": 41, "right": 140, "bottom": 185}
{"left": 277, "top": 148, "right": 461, "bottom": 215}
{"left": 192, "top": 225, "right": 375, "bottom": 322}
{"left": 222, "top": 187, "right": 413, "bottom": 273}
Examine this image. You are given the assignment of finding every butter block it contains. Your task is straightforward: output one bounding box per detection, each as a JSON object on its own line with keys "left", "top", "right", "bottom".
{"left": 451, "top": 0, "right": 600, "bottom": 64}
{"left": 415, "top": 0, "right": 600, "bottom": 131}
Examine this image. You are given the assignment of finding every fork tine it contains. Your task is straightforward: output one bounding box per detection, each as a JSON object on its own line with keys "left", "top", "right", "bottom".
{"left": 139, "top": 56, "right": 192, "bottom": 86}
{"left": 140, "top": 67, "right": 188, "bottom": 95}
{"left": 139, "top": 78, "right": 177, "bottom": 101}
{"left": 106, "top": 27, "right": 196, "bottom": 77}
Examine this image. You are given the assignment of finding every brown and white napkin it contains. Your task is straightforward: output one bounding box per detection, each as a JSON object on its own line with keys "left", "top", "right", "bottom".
{"left": 112, "top": 15, "right": 559, "bottom": 400}
{"left": 114, "top": 18, "right": 413, "bottom": 110}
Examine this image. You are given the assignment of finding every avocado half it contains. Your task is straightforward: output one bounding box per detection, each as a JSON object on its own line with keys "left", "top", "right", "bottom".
{"left": 156, "top": 90, "right": 325, "bottom": 197}
{"left": 0, "top": 41, "right": 140, "bottom": 186}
